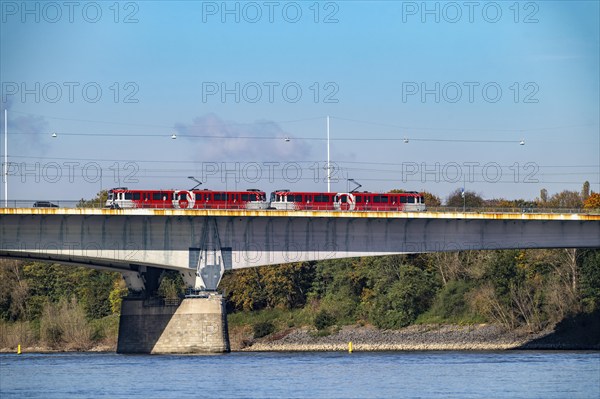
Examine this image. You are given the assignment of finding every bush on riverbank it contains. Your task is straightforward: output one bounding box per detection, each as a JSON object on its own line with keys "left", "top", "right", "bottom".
{"left": 0, "top": 261, "right": 124, "bottom": 351}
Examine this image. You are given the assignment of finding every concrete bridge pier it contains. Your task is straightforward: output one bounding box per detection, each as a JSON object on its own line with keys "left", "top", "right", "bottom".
{"left": 116, "top": 293, "right": 230, "bottom": 354}
{"left": 117, "top": 266, "right": 230, "bottom": 354}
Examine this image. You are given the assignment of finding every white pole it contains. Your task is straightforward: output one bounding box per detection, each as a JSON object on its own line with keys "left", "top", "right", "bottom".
{"left": 4, "top": 109, "right": 7, "bottom": 208}
{"left": 327, "top": 115, "right": 330, "bottom": 193}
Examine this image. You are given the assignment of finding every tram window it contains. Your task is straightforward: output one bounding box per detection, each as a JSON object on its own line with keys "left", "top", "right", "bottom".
{"left": 152, "top": 193, "right": 161, "bottom": 200}
{"left": 400, "top": 196, "right": 407, "bottom": 203}
{"left": 124, "top": 193, "right": 133, "bottom": 200}
{"left": 374, "top": 196, "right": 380, "bottom": 203}
{"left": 408, "top": 196, "right": 415, "bottom": 203}
{"left": 133, "top": 193, "right": 140, "bottom": 200}
{"left": 242, "top": 194, "right": 249, "bottom": 201}
{"left": 341, "top": 196, "right": 347, "bottom": 203}
{"left": 294, "top": 195, "right": 302, "bottom": 202}
{"left": 214, "top": 193, "right": 222, "bottom": 201}
{"left": 355, "top": 196, "right": 362, "bottom": 203}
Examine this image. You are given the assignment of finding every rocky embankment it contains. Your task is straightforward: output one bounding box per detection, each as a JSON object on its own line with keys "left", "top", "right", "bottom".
{"left": 238, "top": 323, "right": 600, "bottom": 352}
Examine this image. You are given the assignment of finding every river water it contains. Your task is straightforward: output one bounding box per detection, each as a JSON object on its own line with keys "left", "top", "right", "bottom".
{"left": 1, "top": 351, "right": 598, "bottom": 398}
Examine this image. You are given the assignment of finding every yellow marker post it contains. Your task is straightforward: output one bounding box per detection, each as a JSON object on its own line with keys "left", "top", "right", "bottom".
{"left": 17, "top": 344, "right": 21, "bottom": 355}
{"left": 348, "top": 341, "right": 353, "bottom": 353}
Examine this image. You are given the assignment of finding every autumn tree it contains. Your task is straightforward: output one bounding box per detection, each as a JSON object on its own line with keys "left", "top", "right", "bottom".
{"left": 583, "top": 193, "right": 600, "bottom": 210}
{"left": 446, "top": 189, "right": 484, "bottom": 208}
{"left": 220, "top": 262, "right": 315, "bottom": 311}
{"left": 547, "top": 190, "right": 583, "bottom": 209}
{"left": 422, "top": 191, "right": 442, "bottom": 207}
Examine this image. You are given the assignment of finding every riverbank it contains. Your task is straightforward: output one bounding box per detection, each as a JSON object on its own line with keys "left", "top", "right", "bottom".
{"left": 0, "top": 343, "right": 115, "bottom": 354}
{"left": 235, "top": 319, "right": 600, "bottom": 352}
{"left": 3, "top": 316, "right": 598, "bottom": 353}
{"left": 235, "top": 324, "right": 534, "bottom": 351}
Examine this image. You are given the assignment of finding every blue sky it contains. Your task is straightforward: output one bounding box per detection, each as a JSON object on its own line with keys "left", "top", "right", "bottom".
{"left": 1, "top": 0, "right": 599, "bottom": 204}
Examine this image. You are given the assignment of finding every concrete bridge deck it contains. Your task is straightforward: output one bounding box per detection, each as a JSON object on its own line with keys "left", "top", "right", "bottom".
{"left": 2, "top": 207, "right": 599, "bottom": 220}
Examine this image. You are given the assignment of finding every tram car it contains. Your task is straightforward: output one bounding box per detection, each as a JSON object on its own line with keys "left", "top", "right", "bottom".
{"left": 105, "top": 188, "right": 269, "bottom": 210}
{"left": 269, "top": 190, "right": 426, "bottom": 211}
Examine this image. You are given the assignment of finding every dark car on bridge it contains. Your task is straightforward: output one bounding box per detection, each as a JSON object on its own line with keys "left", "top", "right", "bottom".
{"left": 33, "top": 201, "right": 59, "bottom": 208}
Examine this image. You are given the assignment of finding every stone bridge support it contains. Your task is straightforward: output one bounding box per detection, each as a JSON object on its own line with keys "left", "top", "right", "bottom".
{"left": 117, "top": 294, "right": 229, "bottom": 354}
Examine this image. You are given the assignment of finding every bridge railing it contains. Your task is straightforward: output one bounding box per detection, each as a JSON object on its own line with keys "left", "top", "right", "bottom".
{"left": 1, "top": 199, "right": 598, "bottom": 215}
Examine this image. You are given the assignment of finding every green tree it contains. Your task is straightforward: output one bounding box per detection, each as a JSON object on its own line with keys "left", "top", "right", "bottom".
{"left": 369, "top": 264, "right": 438, "bottom": 328}
{"left": 0, "top": 260, "right": 29, "bottom": 321}
{"left": 579, "top": 250, "right": 600, "bottom": 312}
{"left": 423, "top": 280, "right": 475, "bottom": 322}
{"left": 540, "top": 188, "right": 548, "bottom": 204}
{"left": 77, "top": 190, "right": 108, "bottom": 208}
{"left": 108, "top": 278, "right": 128, "bottom": 314}
{"left": 582, "top": 181, "right": 590, "bottom": 201}
{"left": 158, "top": 271, "right": 185, "bottom": 300}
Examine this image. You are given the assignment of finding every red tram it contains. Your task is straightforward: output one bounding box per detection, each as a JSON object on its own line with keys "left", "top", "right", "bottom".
{"left": 269, "top": 190, "right": 426, "bottom": 211}
{"left": 105, "top": 188, "right": 268, "bottom": 209}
